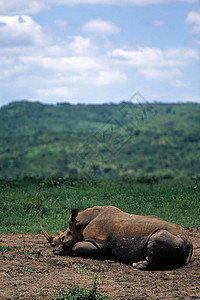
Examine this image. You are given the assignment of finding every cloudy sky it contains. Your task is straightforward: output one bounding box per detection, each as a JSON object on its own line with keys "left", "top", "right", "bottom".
{"left": 0, "top": 0, "right": 200, "bottom": 106}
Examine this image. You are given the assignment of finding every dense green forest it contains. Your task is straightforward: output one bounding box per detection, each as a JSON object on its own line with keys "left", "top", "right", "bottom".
{"left": 0, "top": 100, "right": 200, "bottom": 179}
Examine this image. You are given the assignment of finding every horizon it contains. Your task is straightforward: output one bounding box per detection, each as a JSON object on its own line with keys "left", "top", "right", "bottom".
{"left": 0, "top": 0, "right": 200, "bottom": 107}
{"left": 1, "top": 98, "right": 200, "bottom": 109}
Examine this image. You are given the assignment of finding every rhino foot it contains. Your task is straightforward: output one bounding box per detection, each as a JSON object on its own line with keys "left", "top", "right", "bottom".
{"left": 132, "top": 260, "right": 149, "bottom": 270}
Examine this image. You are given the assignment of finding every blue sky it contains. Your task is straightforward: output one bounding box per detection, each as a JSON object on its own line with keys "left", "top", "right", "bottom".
{"left": 0, "top": 0, "right": 200, "bottom": 107}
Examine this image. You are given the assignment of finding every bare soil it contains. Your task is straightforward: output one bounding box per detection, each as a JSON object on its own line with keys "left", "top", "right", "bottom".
{"left": 0, "top": 229, "right": 200, "bottom": 300}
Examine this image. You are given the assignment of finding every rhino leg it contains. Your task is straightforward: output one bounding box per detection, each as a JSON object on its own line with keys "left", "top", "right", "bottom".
{"left": 72, "top": 240, "right": 107, "bottom": 259}
{"left": 133, "top": 229, "right": 189, "bottom": 270}
{"left": 132, "top": 260, "right": 149, "bottom": 270}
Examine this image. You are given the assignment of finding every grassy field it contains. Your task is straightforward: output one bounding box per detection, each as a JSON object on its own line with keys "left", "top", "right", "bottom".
{"left": 0, "top": 176, "right": 199, "bottom": 234}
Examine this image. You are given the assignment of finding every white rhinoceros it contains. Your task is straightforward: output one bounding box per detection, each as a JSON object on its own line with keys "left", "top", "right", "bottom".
{"left": 41, "top": 206, "right": 193, "bottom": 270}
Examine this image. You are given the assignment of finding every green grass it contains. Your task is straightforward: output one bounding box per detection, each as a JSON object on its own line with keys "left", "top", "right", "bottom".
{"left": 16, "top": 266, "right": 34, "bottom": 273}
{"left": 0, "top": 177, "right": 200, "bottom": 234}
{"left": 0, "top": 245, "right": 13, "bottom": 253}
{"left": 28, "top": 249, "right": 41, "bottom": 254}
{"left": 55, "top": 276, "right": 108, "bottom": 300}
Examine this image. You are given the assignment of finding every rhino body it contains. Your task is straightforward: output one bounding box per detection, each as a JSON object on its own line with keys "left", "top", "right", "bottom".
{"left": 41, "top": 206, "right": 193, "bottom": 270}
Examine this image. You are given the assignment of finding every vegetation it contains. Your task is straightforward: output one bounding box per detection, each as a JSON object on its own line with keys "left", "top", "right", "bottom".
{"left": 0, "top": 101, "right": 199, "bottom": 233}
{"left": 55, "top": 276, "right": 108, "bottom": 300}
{"left": 0, "top": 101, "right": 199, "bottom": 300}
{"left": 0, "top": 177, "right": 199, "bottom": 235}
{"left": 0, "top": 245, "right": 13, "bottom": 253}
{"left": 0, "top": 101, "right": 200, "bottom": 179}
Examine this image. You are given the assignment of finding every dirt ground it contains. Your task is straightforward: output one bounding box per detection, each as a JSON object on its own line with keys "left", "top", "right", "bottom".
{"left": 0, "top": 229, "right": 200, "bottom": 300}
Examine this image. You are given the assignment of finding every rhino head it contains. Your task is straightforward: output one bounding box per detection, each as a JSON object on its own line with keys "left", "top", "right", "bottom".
{"left": 40, "top": 208, "right": 80, "bottom": 255}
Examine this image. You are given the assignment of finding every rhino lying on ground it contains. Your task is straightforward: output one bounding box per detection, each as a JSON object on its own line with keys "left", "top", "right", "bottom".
{"left": 41, "top": 206, "right": 193, "bottom": 270}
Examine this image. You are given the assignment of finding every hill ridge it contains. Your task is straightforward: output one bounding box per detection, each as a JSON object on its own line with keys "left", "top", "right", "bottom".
{"left": 0, "top": 100, "right": 199, "bottom": 179}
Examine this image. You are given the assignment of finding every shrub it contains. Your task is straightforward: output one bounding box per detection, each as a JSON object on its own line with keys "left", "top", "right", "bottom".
{"left": 55, "top": 277, "right": 108, "bottom": 300}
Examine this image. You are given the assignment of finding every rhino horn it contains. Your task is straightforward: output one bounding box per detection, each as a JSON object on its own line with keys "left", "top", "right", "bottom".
{"left": 40, "top": 224, "right": 51, "bottom": 242}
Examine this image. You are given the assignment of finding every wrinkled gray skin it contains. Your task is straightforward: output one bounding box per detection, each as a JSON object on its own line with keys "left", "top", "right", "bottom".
{"left": 41, "top": 206, "right": 193, "bottom": 270}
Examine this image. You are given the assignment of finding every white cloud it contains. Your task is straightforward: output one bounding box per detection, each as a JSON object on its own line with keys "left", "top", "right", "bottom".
{"left": 8, "top": 35, "right": 97, "bottom": 57}
{"left": 173, "top": 79, "right": 187, "bottom": 87}
{"left": 0, "top": 15, "right": 48, "bottom": 46}
{"left": 20, "top": 56, "right": 99, "bottom": 72}
{"left": 94, "top": 71, "right": 127, "bottom": 85}
{"left": 1, "top": 0, "right": 197, "bottom": 15}
{"left": 37, "top": 87, "right": 72, "bottom": 100}
{"left": 51, "top": 0, "right": 198, "bottom": 5}
{"left": 111, "top": 46, "right": 200, "bottom": 67}
{"left": 67, "top": 36, "right": 98, "bottom": 55}
{"left": 138, "top": 68, "right": 182, "bottom": 80}
{"left": 82, "top": 19, "right": 120, "bottom": 35}
{"left": 111, "top": 47, "right": 164, "bottom": 67}
{"left": 0, "top": 1, "right": 46, "bottom": 15}
{"left": 56, "top": 70, "right": 127, "bottom": 86}
{"left": 152, "top": 19, "right": 165, "bottom": 26}
{"left": 0, "top": 2, "right": 199, "bottom": 105}
{"left": 0, "top": 38, "right": 198, "bottom": 98}
{"left": 186, "top": 11, "right": 200, "bottom": 33}
{"left": 0, "top": 24, "right": 126, "bottom": 91}
{"left": 165, "top": 47, "right": 200, "bottom": 61}
{"left": 0, "top": 55, "right": 28, "bottom": 81}
{"left": 35, "top": 70, "right": 127, "bottom": 101}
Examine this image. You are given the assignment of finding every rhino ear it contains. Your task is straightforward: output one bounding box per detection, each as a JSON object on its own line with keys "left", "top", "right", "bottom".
{"left": 71, "top": 208, "right": 79, "bottom": 221}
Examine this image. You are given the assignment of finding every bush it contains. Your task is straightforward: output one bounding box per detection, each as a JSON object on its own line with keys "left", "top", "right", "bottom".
{"left": 55, "top": 277, "right": 108, "bottom": 300}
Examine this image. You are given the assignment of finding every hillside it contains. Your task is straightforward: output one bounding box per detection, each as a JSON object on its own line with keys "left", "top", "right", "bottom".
{"left": 0, "top": 100, "right": 200, "bottom": 179}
